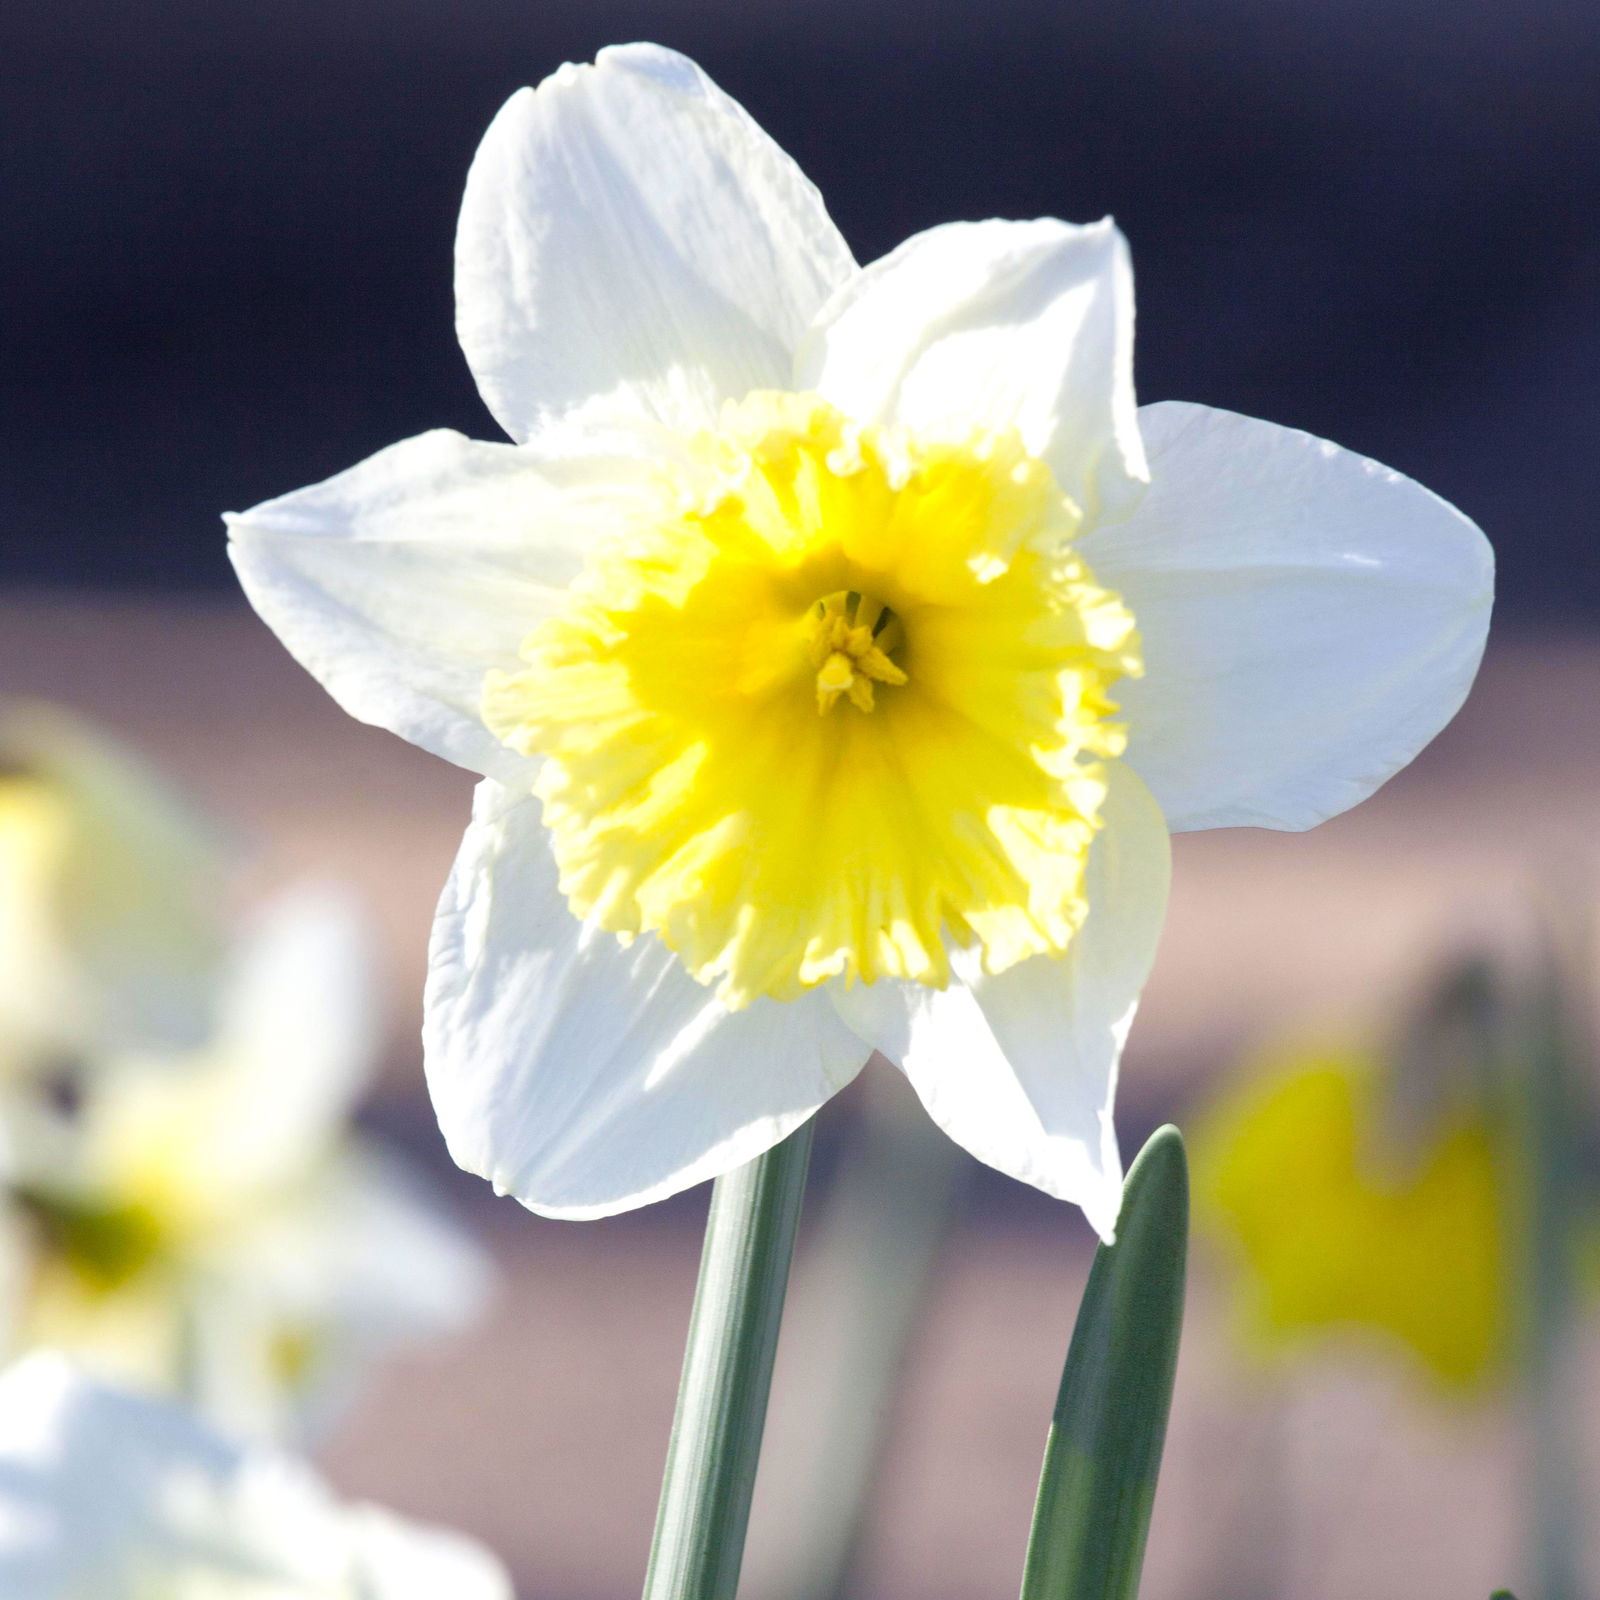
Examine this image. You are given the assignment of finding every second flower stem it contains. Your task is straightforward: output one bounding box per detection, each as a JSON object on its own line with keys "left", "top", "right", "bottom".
{"left": 643, "top": 1117, "right": 816, "bottom": 1600}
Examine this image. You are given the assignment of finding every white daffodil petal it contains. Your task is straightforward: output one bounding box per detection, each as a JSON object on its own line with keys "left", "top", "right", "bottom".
{"left": 1082, "top": 401, "right": 1495, "bottom": 832}
{"left": 424, "top": 782, "right": 870, "bottom": 1218}
{"left": 307, "top": 1148, "right": 494, "bottom": 1347}
{"left": 797, "top": 217, "right": 1147, "bottom": 524}
{"left": 227, "top": 425, "right": 660, "bottom": 781}
{"left": 830, "top": 764, "right": 1170, "bottom": 1239}
{"left": 0, "top": 1352, "right": 513, "bottom": 1600}
{"left": 186, "top": 1144, "right": 493, "bottom": 1441}
{"left": 344, "top": 1505, "right": 516, "bottom": 1600}
{"left": 200, "top": 881, "right": 378, "bottom": 1183}
{"left": 456, "top": 42, "right": 856, "bottom": 441}
{"left": 81, "top": 881, "right": 378, "bottom": 1223}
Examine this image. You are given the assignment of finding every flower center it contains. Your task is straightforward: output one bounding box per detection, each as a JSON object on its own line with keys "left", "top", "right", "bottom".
{"left": 14, "top": 1184, "right": 167, "bottom": 1294}
{"left": 806, "top": 591, "right": 907, "bottom": 714}
{"left": 484, "top": 391, "right": 1141, "bottom": 1008}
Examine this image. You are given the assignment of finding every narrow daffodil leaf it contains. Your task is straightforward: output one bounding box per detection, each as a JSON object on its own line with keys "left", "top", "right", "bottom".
{"left": 1490, "top": 1589, "right": 1519, "bottom": 1598}
{"left": 1019, "top": 1124, "right": 1188, "bottom": 1600}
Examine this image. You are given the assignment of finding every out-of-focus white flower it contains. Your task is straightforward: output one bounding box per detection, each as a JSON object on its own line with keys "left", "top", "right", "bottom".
{"left": 0, "top": 1349, "right": 514, "bottom": 1599}
{"left": 0, "top": 702, "right": 227, "bottom": 1073}
{"left": 4, "top": 884, "right": 492, "bottom": 1438}
{"left": 228, "top": 44, "right": 1493, "bottom": 1237}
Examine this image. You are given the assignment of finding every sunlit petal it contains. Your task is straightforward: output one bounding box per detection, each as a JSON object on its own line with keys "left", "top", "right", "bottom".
{"left": 424, "top": 782, "right": 870, "bottom": 1217}
{"left": 832, "top": 764, "right": 1170, "bottom": 1237}
{"left": 798, "top": 217, "right": 1146, "bottom": 524}
{"left": 227, "top": 424, "right": 665, "bottom": 781}
{"left": 457, "top": 42, "right": 855, "bottom": 440}
{"left": 1084, "top": 401, "right": 1494, "bottom": 831}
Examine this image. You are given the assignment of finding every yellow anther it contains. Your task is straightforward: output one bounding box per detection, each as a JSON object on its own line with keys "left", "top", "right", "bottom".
{"left": 807, "top": 592, "right": 908, "bottom": 715}
{"left": 816, "top": 650, "right": 858, "bottom": 714}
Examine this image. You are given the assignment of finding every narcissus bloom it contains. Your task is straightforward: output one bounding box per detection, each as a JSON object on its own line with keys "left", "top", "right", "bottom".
{"left": 2, "top": 885, "right": 491, "bottom": 1438}
{"left": 0, "top": 1352, "right": 512, "bottom": 1598}
{"left": 228, "top": 44, "right": 1492, "bottom": 1236}
{"left": 1193, "top": 1034, "right": 1510, "bottom": 1390}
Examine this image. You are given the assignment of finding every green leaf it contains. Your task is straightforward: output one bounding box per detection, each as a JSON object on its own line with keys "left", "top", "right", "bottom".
{"left": 1490, "top": 1591, "right": 1519, "bottom": 1599}
{"left": 1019, "top": 1124, "right": 1188, "bottom": 1600}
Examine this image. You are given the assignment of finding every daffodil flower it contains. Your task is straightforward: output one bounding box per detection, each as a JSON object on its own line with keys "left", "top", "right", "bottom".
{"left": 4, "top": 884, "right": 491, "bottom": 1437}
{"left": 227, "top": 44, "right": 1492, "bottom": 1235}
{"left": 0, "top": 1351, "right": 513, "bottom": 1599}
{"left": 0, "top": 702, "right": 227, "bottom": 1074}
{"left": 1193, "top": 1034, "right": 1510, "bottom": 1390}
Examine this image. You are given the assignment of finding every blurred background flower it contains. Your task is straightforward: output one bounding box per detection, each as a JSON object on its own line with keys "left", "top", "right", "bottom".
{"left": 1191, "top": 923, "right": 1600, "bottom": 1596}
{"left": 0, "top": 707, "right": 493, "bottom": 1442}
{"left": 0, "top": 1350, "right": 513, "bottom": 1598}
{"left": 0, "top": 700, "right": 227, "bottom": 1074}
{"left": 1194, "top": 974, "right": 1514, "bottom": 1392}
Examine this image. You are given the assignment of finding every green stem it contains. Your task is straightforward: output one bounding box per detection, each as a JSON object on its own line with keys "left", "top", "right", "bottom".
{"left": 643, "top": 1118, "right": 816, "bottom": 1600}
{"left": 742, "top": 1070, "right": 967, "bottom": 1600}
{"left": 1523, "top": 955, "right": 1583, "bottom": 1600}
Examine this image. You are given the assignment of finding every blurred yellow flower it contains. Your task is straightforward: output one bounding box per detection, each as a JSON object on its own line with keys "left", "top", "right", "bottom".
{"left": 1194, "top": 1038, "right": 1511, "bottom": 1390}
{"left": 0, "top": 702, "right": 226, "bottom": 1072}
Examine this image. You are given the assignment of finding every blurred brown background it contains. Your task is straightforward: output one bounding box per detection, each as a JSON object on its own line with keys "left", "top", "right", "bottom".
{"left": 4, "top": 597, "right": 1595, "bottom": 1598}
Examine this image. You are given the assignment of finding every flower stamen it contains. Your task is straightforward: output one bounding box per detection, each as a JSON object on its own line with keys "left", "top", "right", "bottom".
{"left": 807, "top": 590, "right": 908, "bottom": 714}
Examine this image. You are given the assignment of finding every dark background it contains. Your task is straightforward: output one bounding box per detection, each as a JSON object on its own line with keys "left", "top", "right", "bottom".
{"left": 3, "top": 0, "right": 1596, "bottom": 613}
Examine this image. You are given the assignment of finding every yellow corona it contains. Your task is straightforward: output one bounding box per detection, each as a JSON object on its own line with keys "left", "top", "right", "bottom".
{"left": 484, "top": 393, "right": 1140, "bottom": 1008}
